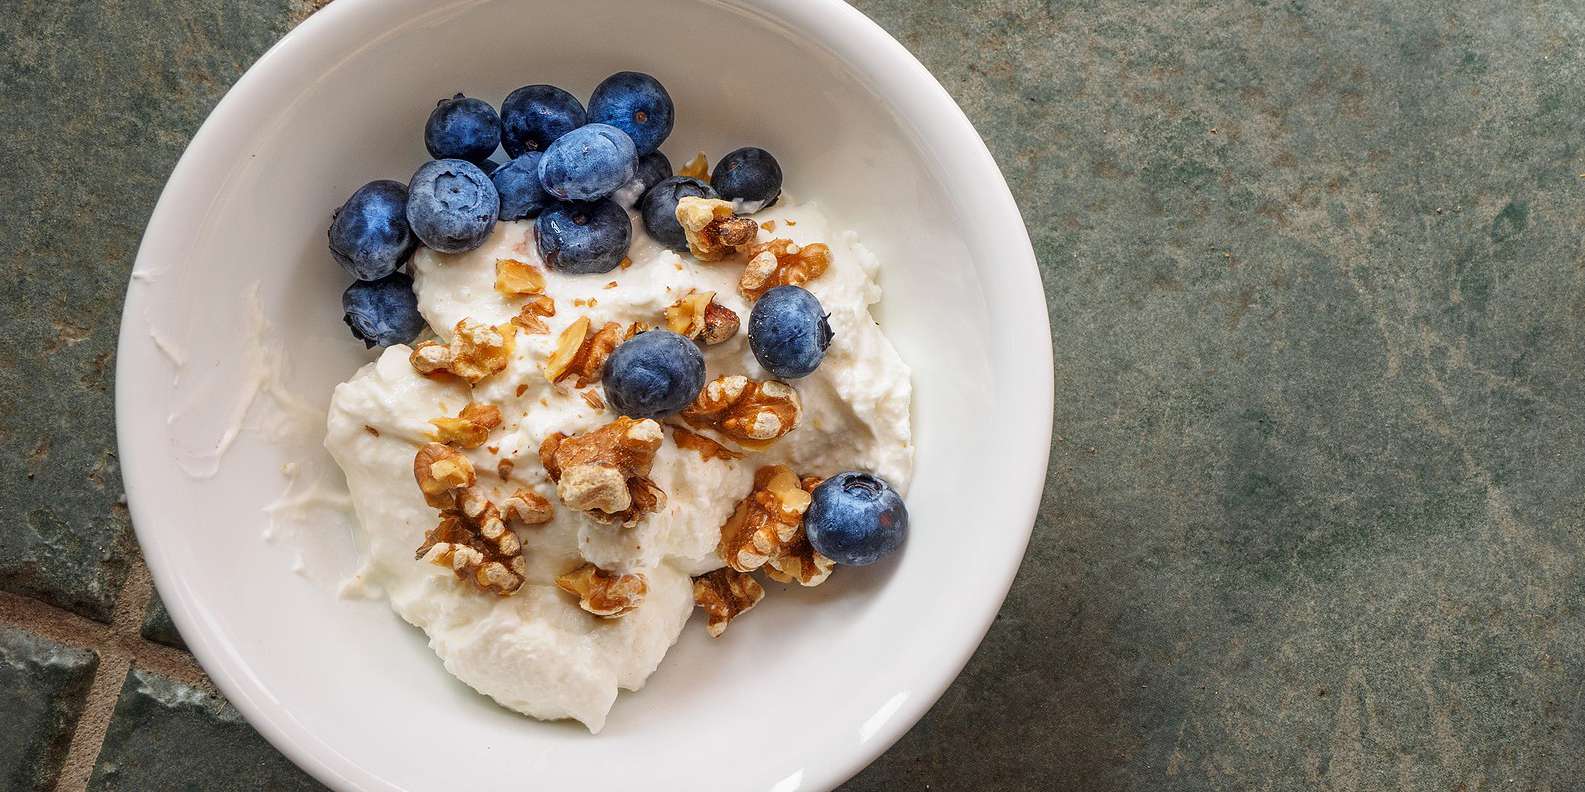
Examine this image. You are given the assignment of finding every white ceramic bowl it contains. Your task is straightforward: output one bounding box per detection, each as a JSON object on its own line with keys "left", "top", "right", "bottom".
{"left": 116, "top": 1, "right": 1051, "bottom": 789}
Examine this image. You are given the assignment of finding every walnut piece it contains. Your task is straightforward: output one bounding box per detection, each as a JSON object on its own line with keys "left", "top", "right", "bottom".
{"left": 555, "top": 563, "right": 647, "bottom": 618}
{"left": 679, "top": 151, "right": 710, "bottom": 180}
{"left": 693, "top": 568, "right": 765, "bottom": 637}
{"left": 501, "top": 487, "right": 555, "bottom": 525}
{"left": 664, "top": 290, "right": 740, "bottom": 345}
{"left": 764, "top": 534, "right": 834, "bottom": 587}
{"left": 681, "top": 375, "right": 802, "bottom": 449}
{"left": 718, "top": 465, "right": 811, "bottom": 573}
{"left": 409, "top": 319, "right": 517, "bottom": 383}
{"left": 429, "top": 402, "right": 502, "bottom": 449}
{"left": 544, "top": 317, "right": 622, "bottom": 387}
{"left": 671, "top": 427, "right": 742, "bottom": 462}
{"left": 495, "top": 258, "right": 547, "bottom": 296}
{"left": 511, "top": 294, "right": 556, "bottom": 334}
{"left": 739, "top": 238, "right": 831, "bottom": 300}
{"left": 676, "top": 196, "right": 759, "bottom": 261}
{"left": 413, "top": 442, "right": 476, "bottom": 508}
{"left": 540, "top": 417, "right": 666, "bottom": 527}
{"left": 416, "top": 486, "right": 527, "bottom": 595}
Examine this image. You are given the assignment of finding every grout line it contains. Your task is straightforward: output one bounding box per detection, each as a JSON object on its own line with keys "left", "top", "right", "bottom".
{"left": 50, "top": 559, "right": 153, "bottom": 792}
{"left": 0, "top": 556, "right": 214, "bottom": 792}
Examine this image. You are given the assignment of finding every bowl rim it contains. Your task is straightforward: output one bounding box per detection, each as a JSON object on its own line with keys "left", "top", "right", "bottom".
{"left": 116, "top": 0, "right": 1053, "bottom": 789}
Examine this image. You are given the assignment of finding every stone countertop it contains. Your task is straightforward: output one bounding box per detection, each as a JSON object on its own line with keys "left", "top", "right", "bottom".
{"left": 2, "top": 1, "right": 1583, "bottom": 790}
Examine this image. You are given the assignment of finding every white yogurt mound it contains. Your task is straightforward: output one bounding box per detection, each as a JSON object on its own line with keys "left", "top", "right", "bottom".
{"left": 324, "top": 201, "right": 912, "bottom": 732}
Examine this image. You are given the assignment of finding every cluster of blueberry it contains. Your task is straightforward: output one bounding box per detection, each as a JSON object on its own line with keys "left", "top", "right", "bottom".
{"left": 326, "top": 71, "right": 902, "bottom": 565}
{"left": 327, "top": 71, "right": 782, "bottom": 350}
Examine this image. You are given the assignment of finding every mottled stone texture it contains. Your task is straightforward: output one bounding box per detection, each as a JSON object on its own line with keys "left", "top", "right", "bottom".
{"left": 0, "top": 0, "right": 296, "bottom": 621}
{"left": 87, "top": 668, "right": 327, "bottom": 791}
{"left": 0, "top": 628, "right": 99, "bottom": 792}
{"left": 140, "top": 595, "right": 186, "bottom": 650}
{"left": 840, "top": 1, "right": 1585, "bottom": 790}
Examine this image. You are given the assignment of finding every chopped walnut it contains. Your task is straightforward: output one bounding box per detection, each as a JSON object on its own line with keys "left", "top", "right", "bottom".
{"left": 409, "top": 319, "right": 516, "bottom": 383}
{"left": 739, "top": 238, "right": 831, "bottom": 299}
{"left": 718, "top": 465, "right": 811, "bottom": 573}
{"left": 764, "top": 534, "right": 834, "bottom": 587}
{"left": 664, "top": 290, "right": 739, "bottom": 345}
{"left": 681, "top": 376, "right": 802, "bottom": 449}
{"left": 496, "top": 458, "right": 515, "bottom": 480}
{"left": 416, "top": 486, "right": 527, "bottom": 595}
{"left": 544, "top": 316, "right": 589, "bottom": 383}
{"left": 540, "top": 417, "right": 666, "bottom": 527}
{"left": 581, "top": 389, "right": 606, "bottom": 411}
{"left": 544, "top": 317, "right": 622, "bottom": 387}
{"left": 676, "top": 196, "right": 759, "bottom": 261}
{"left": 679, "top": 151, "right": 710, "bottom": 180}
{"left": 495, "top": 258, "right": 546, "bottom": 296}
{"left": 555, "top": 563, "right": 647, "bottom": 618}
{"left": 511, "top": 294, "right": 556, "bottom": 334}
{"left": 429, "top": 402, "right": 502, "bottom": 449}
{"left": 501, "top": 487, "right": 554, "bottom": 525}
{"left": 413, "top": 442, "right": 476, "bottom": 508}
{"left": 671, "top": 427, "right": 742, "bottom": 462}
{"left": 693, "top": 568, "right": 765, "bottom": 637}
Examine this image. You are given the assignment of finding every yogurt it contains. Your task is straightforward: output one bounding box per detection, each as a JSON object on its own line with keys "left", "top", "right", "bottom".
{"left": 325, "top": 202, "right": 912, "bottom": 732}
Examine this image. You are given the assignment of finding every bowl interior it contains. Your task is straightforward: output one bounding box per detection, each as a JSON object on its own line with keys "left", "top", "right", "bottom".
{"left": 117, "top": 1, "right": 1049, "bottom": 789}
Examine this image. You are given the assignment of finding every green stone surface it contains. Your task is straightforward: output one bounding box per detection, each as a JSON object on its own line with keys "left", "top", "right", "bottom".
{"left": 140, "top": 594, "right": 186, "bottom": 651}
{"left": 3, "top": 0, "right": 1584, "bottom": 789}
{"left": 0, "top": 628, "right": 99, "bottom": 792}
{"left": 0, "top": 0, "right": 300, "bottom": 620}
{"left": 87, "top": 668, "right": 327, "bottom": 791}
{"left": 840, "top": 1, "right": 1585, "bottom": 789}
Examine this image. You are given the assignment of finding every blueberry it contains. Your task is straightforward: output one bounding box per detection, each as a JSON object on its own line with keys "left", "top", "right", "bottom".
{"left": 424, "top": 94, "right": 502, "bottom": 163}
{"left": 538, "top": 123, "right": 637, "bottom": 201}
{"left": 804, "top": 472, "right": 908, "bottom": 566}
{"left": 711, "top": 147, "right": 783, "bottom": 210}
{"left": 492, "top": 153, "right": 551, "bottom": 220}
{"left": 535, "top": 199, "right": 631, "bottom": 274}
{"left": 500, "top": 84, "right": 586, "bottom": 157}
{"left": 342, "top": 272, "right": 426, "bottom": 348}
{"left": 747, "top": 286, "right": 832, "bottom": 378}
{"left": 587, "top": 71, "right": 675, "bottom": 155}
{"left": 635, "top": 151, "right": 672, "bottom": 193}
{"left": 406, "top": 159, "right": 498, "bottom": 253}
{"left": 638, "top": 176, "right": 716, "bottom": 249}
{"left": 482, "top": 158, "right": 506, "bottom": 175}
{"left": 327, "top": 180, "right": 416, "bottom": 281}
{"left": 601, "top": 330, "right": 706, "bottom": 418}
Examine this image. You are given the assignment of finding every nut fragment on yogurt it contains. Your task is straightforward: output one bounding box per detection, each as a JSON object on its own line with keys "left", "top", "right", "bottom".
{"left": 681, "top": 375, "right": 802, "bottom": 448}
{"left": 664, "top": 290, "right": 739, "bottom": 345}
{"left": 544, "top": 316, "right": 623, "bottom": 387}
{"left": 410, "top": 318, "right": 516, "bottom": 382}
{"left": 511, "top": 294, "right": 556, "bottom": 334}
{"left": 429, "top": 402, "right": 502, "bottom": 449}
{"left": 675, "top": 196, "right": 759, "bottom": 261}
{"left": 494, "top": 258, "right": 547, "bottom": 296}
{"left": 556, "top": 563, "right": 647, "bottom": 618}
{"left": 693, "top": 568, "right": 765, "bottom": 638}
{"left": 739, "top": 238, "right": 831, "bottom": 299}
{"left": 413, "top": 442, "right": 476, "bottom": 508}
{"left": 416, "top": 486, "right": 528, "bottom": 595}
{"left": 717, "top": 465, "right": 812, "bottom": 573}
{"left": 540, "top": 417, "right": 666, "bottom": 527}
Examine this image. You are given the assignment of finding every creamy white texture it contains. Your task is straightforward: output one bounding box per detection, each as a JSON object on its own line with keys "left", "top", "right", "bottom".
{"left": 325, "top": 202, "right": 911, "bottom": 732}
